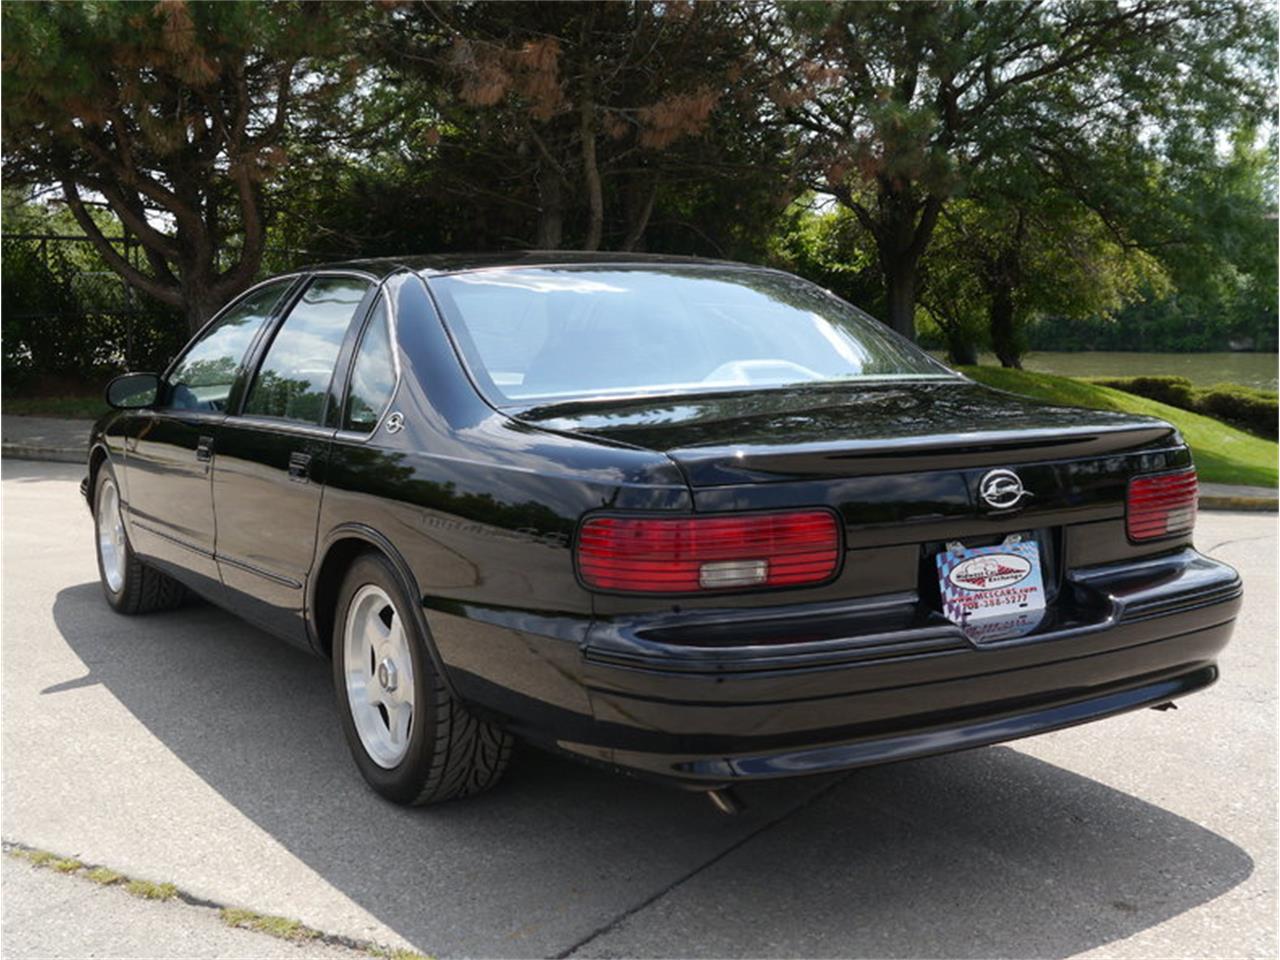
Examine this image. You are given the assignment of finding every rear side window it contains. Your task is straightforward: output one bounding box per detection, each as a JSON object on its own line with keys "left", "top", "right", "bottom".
{"left": 243, "top": 276, "right": 371, "bottom": 424}
{"left": 343, "top": 298, "right": 396, "bottom": 432}
{"left": 165, "top": 281, "right": 289, "bottom": 412}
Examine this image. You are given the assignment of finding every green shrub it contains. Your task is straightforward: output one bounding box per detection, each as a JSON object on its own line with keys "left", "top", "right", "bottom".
{"left": 1090, "top": 376, "right": 1197, "bottom": 409}
{"left": 1091, "top": 374, "right": 1277, "bottom": 440}
{"left": 1195, "top": 383, "right": 1278, "bottom": 440}
{"left": 1, "top": 237, "right": 186, "bottom": 393}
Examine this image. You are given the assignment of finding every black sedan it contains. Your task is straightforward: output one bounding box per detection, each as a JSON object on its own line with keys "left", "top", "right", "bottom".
{"left": 83, "top": 253, "right": 1242, "bottom": 807}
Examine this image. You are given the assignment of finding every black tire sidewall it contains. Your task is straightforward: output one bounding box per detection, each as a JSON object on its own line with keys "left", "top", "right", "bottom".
{"left": 332, "top": 552, "right": 438, "bottom": 804}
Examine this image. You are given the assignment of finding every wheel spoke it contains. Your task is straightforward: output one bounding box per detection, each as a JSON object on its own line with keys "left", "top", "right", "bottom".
{"left": 364, "top": 608, "right": 391, "bottom": 657}
{"left": 387, "top": 615, "right": 414, "bottom": 689}
{"left": 387, "top": 615, "right": 406, "bottom": 658}
{"left": 387, "top": 700, "right": 412, "bottom": 747}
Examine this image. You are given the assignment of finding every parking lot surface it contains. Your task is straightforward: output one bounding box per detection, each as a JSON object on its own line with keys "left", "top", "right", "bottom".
{"left": 2, "top": 459, "right": 1275, "bottom": 958}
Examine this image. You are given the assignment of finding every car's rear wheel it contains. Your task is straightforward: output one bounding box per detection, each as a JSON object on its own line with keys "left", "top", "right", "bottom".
{"left": 333, "top": 552, "right": 512, "bottom": 805}
{"left": 93, "top": 464, "right": 186, "bottom": 614}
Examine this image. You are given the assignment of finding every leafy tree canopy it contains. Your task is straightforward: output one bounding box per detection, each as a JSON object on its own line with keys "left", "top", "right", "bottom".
{"left": 763, "top": 0, "right": 1275, "bottom": 339}
{"left": 2, "top": 0, "right": 362, "bottom": 330}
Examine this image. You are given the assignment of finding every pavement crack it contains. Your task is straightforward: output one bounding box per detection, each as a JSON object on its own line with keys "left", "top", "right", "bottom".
{"left": 552, "top": 773, "right": 854, "bottom": 960}
{"left": 1203, "top": 533, "right": 1276, "bottom": 555}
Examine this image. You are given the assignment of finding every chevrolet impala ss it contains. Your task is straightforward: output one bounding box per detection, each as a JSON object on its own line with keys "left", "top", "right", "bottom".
{"left": 83, "top": 253, "right": 1242, "bottom": 807}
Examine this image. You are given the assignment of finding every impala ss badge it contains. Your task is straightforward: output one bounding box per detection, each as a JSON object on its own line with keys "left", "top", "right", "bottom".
{"left": 978, "top": 468, "right": 1029, "bottom": 510}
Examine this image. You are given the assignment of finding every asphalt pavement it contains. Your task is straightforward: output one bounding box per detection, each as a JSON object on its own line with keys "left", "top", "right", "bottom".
{"left": 2, "top": 458, "right": 1275, "bottom": 959}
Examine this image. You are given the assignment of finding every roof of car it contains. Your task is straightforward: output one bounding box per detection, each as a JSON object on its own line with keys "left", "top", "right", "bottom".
{"left": 296, "top": 250, "right": 753, "bottom": 279}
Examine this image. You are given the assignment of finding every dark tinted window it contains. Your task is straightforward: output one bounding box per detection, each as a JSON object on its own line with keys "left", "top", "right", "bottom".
{"left": 166, "top": 281, "right": 289, "bottom": 412}
{"left": 243, "top": 276, "right": 370, "bottom": 424}
{"left": 431, "top": 267, "right": 953, "bottom": 404}
{"left": 343, "top": 299, "right": 396, "bottom": 432}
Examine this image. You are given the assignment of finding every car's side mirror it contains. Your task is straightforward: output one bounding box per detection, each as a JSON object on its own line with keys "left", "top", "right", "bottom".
{"left": 105, "top": 372, "right": 160, "bottom": 410}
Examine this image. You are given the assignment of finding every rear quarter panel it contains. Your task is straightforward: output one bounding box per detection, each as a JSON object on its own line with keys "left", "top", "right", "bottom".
{"left": 313, "top": 273, "right": 690, "bottom": 726}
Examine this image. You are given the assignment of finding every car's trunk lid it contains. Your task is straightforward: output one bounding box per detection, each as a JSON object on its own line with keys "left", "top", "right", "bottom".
{"left": 514, "top": 379, "right": 1176, "bottom": 486}
{"left": 518, "top": 379, "right": 1190, "bottom": 620}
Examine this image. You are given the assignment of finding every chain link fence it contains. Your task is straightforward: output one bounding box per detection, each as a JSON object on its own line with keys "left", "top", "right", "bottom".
{"left": 2, "top": 233, "right": 316, "bottom": 393}
{"left": 2, "top": 233, "right": 186, "bottom": 390}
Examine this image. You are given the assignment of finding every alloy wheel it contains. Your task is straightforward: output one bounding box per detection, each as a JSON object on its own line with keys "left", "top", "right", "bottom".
{"left": 96, "top": 477, "right": 126, "bottom": 594}
{"left": 343, "top": 584, "right": 416, "bottom": 768}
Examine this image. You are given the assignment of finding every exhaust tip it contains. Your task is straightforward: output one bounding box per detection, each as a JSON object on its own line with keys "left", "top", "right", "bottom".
{"left": 706, "top": 787, "right": 745, "bottom": 815}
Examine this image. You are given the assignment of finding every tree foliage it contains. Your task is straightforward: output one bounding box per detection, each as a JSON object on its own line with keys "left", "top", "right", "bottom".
{"left": 2, "top": 0, "right": 360, "bottom": 331}
{"left": 371, "top": 0, "right": 791, "bottom": 255}
{"left": 1, "top": 0, "right": 1275, "bottom": 362}
{"left": 920, "top": 159, "right": 1166, "bottom": 366}
{"left": 762, "top": 0, "right": 1275, "bottom": 339}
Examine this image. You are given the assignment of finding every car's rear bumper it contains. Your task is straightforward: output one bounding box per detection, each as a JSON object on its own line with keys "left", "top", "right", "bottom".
{"left": 435, "top": 547, "right": 1241, "bottom": 787}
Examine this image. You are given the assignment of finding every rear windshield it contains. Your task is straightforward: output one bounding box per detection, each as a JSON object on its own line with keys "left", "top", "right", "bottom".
{"left": 429, "top": 266, "right": 954, "bottom": 405}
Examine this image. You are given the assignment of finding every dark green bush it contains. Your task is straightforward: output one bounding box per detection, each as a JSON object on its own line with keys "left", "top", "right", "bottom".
{"left": 2, "top": 237, "right": 185, "bottom": 393}
{"left": 1091, "top": 374, "right": 1277, "bottom": 440}
{"left": 1195, "top": 384, "right": 1278, "bottom": 440}
{"left": 1090, "top": 375, "right": 1198, "bottom": 409}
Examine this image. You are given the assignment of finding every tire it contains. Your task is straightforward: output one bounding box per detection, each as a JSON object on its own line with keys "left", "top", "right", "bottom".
{"left": 93, "top": 463, "right": 187, "bottom": 615}
{"left": 333, "top": 552, "right": 512, "bottom": 805}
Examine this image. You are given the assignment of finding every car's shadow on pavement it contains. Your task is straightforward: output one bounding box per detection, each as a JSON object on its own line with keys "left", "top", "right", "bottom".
{"left": 52, "top": 582, "right": 1252, "bottom": 959}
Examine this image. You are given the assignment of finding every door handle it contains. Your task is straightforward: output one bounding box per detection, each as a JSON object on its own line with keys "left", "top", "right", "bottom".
{"left": 195, "top": 436, "right": 214, "bottom": 462}
{"left": 288, "top": 451, "right": 312, "bottom": 483}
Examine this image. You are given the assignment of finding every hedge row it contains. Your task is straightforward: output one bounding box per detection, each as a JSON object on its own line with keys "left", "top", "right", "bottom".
{"left": 1090, "top": 375, "right": 1278, "bottom": 440}
{"left": 2, "top": 237, "right": 186, "bottom": 392}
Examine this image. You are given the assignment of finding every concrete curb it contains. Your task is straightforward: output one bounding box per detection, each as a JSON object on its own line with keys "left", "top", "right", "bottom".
{"left": 4, "top": 444, "right": 1275, "bottom": 511}
{"left": 1199, "top": 494, "right": 1279, "bottom": 512}
{"left": 1, "top": 444, "right": 85, "bottom": 466}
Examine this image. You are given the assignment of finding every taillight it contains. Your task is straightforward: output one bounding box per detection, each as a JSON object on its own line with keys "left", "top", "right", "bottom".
{"left": 576, "top": 510, "right": 841, "bottom": 594}
{"left": 1127, "top": 468, "right": 1198, "bottom": 542}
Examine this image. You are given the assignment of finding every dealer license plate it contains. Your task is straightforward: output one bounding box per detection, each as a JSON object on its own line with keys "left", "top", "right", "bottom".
{"left": 936, "top": 536, "right": 1047, "bottom": 643}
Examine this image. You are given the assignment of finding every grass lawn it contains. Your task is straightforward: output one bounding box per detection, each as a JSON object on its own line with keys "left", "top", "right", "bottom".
{"left": 962, "top": 366, "right": 1278, "bottom": 489}
{"left": 2, "top": 394, "right": 108, "bottom": 420}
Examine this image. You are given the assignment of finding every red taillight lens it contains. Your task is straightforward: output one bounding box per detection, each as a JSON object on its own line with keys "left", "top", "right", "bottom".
{"left": 1127, "top": 468, "right": 1198, "bottom": 542}
{"left": 576, "top": 510, "right": 841, "bottom": 593}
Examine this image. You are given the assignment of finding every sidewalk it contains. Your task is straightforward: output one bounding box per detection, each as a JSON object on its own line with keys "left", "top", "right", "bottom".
{"left": 3, "top": 413, "right": 1276, "bottom": 509}
{"left": 1, "top": 415, "right": 90, "bottom": 465}
{"left": 2, "top": 856, "right": 389, "bottom": 960}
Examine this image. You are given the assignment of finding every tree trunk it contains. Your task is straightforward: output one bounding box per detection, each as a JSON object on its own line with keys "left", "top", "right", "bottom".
{"left": 988, "top": 280, "right": 1022, "bottom": 368}
{"left": 578, "top": 14, "right": 603, "bottom": 253}
{"left": 883, "top": 263, "right": 919, "bottom": 341}
{"left": 181, "top": 279, "right": 222, "bottom": 336}
{"left": 621, "top": 176, "right": 657, "bottom": 252}
{"left": 536, "top": 161, "right": 564, "bottom": 249}
{"left": 947, "top": 336, "right": 979, "bottom": 367}
{"left": 580, "top": 98, "right": 603, "bottom": 251}
{"left": 874, "top": 193, "right": 941, "bottom": 343}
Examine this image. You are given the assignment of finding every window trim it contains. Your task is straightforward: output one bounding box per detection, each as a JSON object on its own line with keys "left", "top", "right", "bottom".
{"left": 335, "top": 290, "right": 402, "bottom": 438}
{"left": 232, "top": 270, "right": 379, "bottom": 428}
{"left": 157, "top": 274, "right": 306, "bottom": 413}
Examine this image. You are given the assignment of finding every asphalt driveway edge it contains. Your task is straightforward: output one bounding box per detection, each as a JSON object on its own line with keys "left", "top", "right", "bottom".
{"left": 1, "top": 444, "right": 86, "bottom": 465}
{"left": 1199, "top": 490, "right": 1280, "bottom": 512}
{"left": 2, "top": 840, "right": 429, "bottom": 960}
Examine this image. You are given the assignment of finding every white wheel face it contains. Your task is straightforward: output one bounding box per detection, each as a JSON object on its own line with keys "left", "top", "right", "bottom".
{"left": 343, "top": 584, "right": 416, "bottom": 769}
{"left": 96, "top": 477, "right": 126, "bottom": 594}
